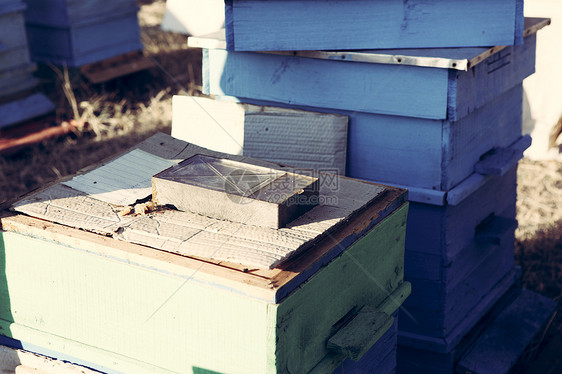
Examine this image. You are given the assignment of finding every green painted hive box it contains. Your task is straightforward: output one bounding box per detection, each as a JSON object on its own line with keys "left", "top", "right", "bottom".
{"left": 0, "top": 133, "right": 410, "bottom": 374}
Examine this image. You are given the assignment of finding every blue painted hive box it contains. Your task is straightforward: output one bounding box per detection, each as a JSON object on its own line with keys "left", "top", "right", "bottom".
{"left": 1, "top": 133, "right": 410, "bottom": 374}
{"left": 22, "top": 0, "right": 143, "bottom": 66}
{"left": 0, "top": 1, "right": 30, "bottom": 73}
{"left": 399, "top": 166, "right": 519, "bottom": 350}
{"left": 190, "top": 18, "right": 547, "bottom": 201}
{"left": 223, "top": 0, "right": 524, "bottom": 51}
{"left": 0, "top": 0, "right": 36, "bottom": 98}
{"left": 0, "top": 1, "right": 55, "bottom": 127}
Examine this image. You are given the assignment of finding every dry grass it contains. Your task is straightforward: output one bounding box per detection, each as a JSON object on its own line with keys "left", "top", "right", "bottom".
{"left": 0, "top": 0, "right": 560, "bottom": 371}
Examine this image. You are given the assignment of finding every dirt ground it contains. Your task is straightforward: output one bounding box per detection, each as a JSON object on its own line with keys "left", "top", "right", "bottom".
{"left": 0, "top": 0, "right": 560, "bottom": 372}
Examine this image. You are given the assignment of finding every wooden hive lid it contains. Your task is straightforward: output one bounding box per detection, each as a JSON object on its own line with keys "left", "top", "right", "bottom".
{"left": 188, "top": 17, "right": 550, "bottom": 71}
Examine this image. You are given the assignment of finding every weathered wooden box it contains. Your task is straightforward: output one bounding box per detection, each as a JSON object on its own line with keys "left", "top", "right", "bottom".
{"left": 223, "top": 0, "right": 524, "bottom": 51}
{"left": 1, "top": 133, "right": 410, "bottom": 374}
{"left": 22, "top": 0, "right": 143, "bottom": 66}
{"left": 195, "top": 19, "right": 544, "bottom": 121}
{"left": 399, "top": 167, "right": 519, "bottom": 347}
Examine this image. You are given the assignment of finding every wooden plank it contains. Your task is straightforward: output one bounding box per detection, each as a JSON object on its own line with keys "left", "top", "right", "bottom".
{"left": 152, "top": 154, "right": 320, "bottom": 230}
{"left": 457, "top": 289, "right": 556, "bottom": 374}
{"left": 171, "top": 96, "right": 349, "bottom": 175}
{"left": 224, "top": 0, "right": 523, "bottom": 51}
{"left": 0, "top": 93, "right": 55, "bottom": 129}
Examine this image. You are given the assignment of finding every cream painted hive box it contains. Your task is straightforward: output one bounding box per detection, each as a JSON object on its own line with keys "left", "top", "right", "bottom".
{"left": 0, "top": 133, "right": 410, "bottom": 374}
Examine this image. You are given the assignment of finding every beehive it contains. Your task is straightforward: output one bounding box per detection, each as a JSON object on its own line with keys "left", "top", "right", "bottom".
{"left": 21, "top": 0, "right": 143, "bottom": 66}
{"left": 186, "top": 16, "right": 554, "bottom": 373}
{"left": 1, "top": 133, "right": 410, "bottom": 374}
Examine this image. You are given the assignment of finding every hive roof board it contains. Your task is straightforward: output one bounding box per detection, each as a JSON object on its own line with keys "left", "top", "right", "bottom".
{"left": 152, "top": 154, "right": 320, "bottom": 229}
{"left": 12, "top": 133, "right": 404, "bottom": 274}
{"left": 188, "top": 17, "right": 550, "bottom": 71}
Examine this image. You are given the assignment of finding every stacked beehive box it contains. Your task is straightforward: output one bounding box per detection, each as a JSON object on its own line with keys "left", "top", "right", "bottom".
{"left": 0, "top": 0, "right": 54, "bottom": 128}
{"left": 178, "top": 0, "right": 557, "bottom": 372}
{"left": 21, "top": 0, "right": 143, "bottom": 66}
{"left": 1, "top": 133, "right": 410, "bottom": 373}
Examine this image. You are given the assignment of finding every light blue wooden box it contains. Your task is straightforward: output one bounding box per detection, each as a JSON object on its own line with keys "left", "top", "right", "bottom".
{"left": 224, "top": 0, "right": 524, "bottom": 51}
{"left": 194, "top": 19, "right": 545, "bottom": 198}
{"left": 22, "top": 0, "right": 143, "bottom": 66}
{"left": 189, "top": 20, "right": 548, "bottom": 370}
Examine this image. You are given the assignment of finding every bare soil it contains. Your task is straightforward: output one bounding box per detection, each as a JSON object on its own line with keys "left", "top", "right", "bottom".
{"left": 0, "top": 0, "right": 560, "bottom": 372}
